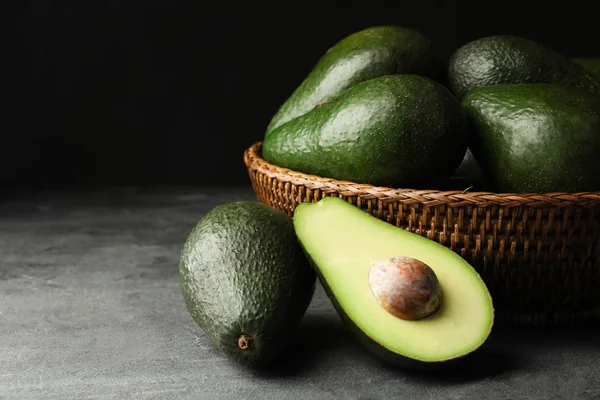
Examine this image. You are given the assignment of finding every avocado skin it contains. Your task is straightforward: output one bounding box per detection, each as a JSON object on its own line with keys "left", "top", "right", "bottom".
{"left": 572, "top": 58, "right": 600, "bottom": 81}
{"left": 461, "top": 84, "right": 600, "bottom": 193}
{"left": 266, "top": 25, "right": 440, "bottom": 134}
{"left": 179, "top": 201, "right": 316, "bottom": 368}
{"left": 448, "top": 35, "right": 600, "bottom": 100}
{"left": 297, "top": 239, "right": 484, "bottom": 372}
{"left": 263, "top": 74, "right": 468, "bottom": 189}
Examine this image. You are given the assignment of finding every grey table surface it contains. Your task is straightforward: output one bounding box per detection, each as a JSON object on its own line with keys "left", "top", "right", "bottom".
{"left": 1, "top": 185, "right": 599, "bottom": 400}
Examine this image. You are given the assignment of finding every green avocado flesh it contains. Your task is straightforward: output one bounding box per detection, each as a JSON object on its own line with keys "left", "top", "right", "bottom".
{"left": 293, "top": 197, "right": 494, "bottom": 364}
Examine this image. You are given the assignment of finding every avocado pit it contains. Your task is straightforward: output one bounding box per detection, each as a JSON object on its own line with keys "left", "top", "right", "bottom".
{"left": 369, "top": 256, "right": 442, "bottom": 320}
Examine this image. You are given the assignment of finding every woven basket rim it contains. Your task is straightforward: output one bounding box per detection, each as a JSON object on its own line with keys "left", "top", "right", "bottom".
{"left": 244, "top": 141, "right": 600, "bottom": 208}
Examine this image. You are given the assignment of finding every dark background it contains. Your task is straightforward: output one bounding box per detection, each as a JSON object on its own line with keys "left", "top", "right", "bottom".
{"left": 6, "top": 1, "right": 598, "bottom": 188}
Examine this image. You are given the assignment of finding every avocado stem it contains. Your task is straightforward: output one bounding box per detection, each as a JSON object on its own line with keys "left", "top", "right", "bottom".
{"left": 238, "top": 335, "right": 251, "bottom": 350}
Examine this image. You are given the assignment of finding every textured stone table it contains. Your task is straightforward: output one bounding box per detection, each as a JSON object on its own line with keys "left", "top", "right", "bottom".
{"left": 1, "top": 185, "right": 599, "bottom": 399}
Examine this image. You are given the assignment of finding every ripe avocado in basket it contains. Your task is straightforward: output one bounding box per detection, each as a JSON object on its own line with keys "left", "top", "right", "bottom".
{"left": 447, "top": 35, "right": 600, "bottom": 100}
{"left": 462, "top": 83, "right": 600, "bottom": 193}
{"left": 266, "top": 25, "right": 442, "bottom": 135}
{"left": 263, "top": 74, "right": 468, "bottom": 189}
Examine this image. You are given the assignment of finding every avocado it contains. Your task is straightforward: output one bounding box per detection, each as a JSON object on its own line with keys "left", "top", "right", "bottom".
{"left": 179, "top": 201, "right": 316, "bottom": 368}
{"left": 262, "top": 74, "right": 468, "bottom": 189}
{"left": 293, "top": 196, "right": 494, "bottom": 369}
{"left": 572, "top": 58, "right": 600, "bottom": 81}
{"left": 461, "top": 83, "right": 600, "bottom": 193}
{"left": 266, "top": 25, "right": 440, "bottom": 134}
{"left": 448, "top": 35, "right": 600, "bottom": 100}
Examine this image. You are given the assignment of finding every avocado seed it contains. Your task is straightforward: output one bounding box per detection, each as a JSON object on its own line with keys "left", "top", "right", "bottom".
{"left": 368, "top": 256, "right": 442, "bottom": 320}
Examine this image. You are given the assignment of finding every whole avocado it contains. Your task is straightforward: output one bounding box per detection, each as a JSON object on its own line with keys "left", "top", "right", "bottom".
{"left": 262, "top": 74, "right": 468, "bottom": 189}
{"left": 266, "top": 25, "right": 440, "bottom": 135}
{"left": 179, "top": 201, "right": 316, "bottom": 368}
{"left": 448, "top": 35, "right": 600, "bottom": 100}
{"left": 462, "top": 83, "right": 600, "bottom": 193}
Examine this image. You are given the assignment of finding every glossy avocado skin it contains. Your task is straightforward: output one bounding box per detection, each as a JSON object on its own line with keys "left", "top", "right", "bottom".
{"left": 179, "top": 202, "right": 316, "bottom": 368}
{"left": 263, "top": 74, "right": 468, "bottom": 189}
{"left": 462, "top": 84, "right": 600, "bottom": 193}
{"left": 266, "top": 25, "right": 440, "bottom": 134}
{"left": 448, "top": 35, "right": 600, "bottom": 100}
{"left": 572, "top": 58, "right": 600, "bottom": 82}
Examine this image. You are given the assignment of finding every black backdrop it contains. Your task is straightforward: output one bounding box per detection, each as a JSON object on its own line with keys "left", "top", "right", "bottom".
{"left": 6, "top": 1, "right": 598, "bottom": 187}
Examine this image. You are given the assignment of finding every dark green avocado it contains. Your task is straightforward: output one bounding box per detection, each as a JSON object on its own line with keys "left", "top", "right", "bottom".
{"left": 461, "top": 83, "right": 600, "bottom": 193}
{"left": 266, "top": 25, "right": 440, "bottom": 134}
{"left": 179, "top": 201, "right": 316, "bottom": 368}
{"left": 448, "top": 35, "right": 600, "bottom": 100}
{"left": 262, "top": 74, "right": 468, "bottom": 189}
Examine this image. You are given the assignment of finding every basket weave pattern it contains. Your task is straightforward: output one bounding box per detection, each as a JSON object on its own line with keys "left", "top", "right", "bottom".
{"left": 244, "top": 142, "right": 600, "bottom": 327}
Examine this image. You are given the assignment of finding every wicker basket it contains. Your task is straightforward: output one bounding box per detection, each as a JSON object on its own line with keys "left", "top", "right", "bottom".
{"left": 243, "top": 141, "right": 600, "bottom": 327}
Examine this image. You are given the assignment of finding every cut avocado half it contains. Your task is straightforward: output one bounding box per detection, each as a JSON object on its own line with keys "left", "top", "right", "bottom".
{"left": 293, "top": 196, "right": 494, "bottom": 367}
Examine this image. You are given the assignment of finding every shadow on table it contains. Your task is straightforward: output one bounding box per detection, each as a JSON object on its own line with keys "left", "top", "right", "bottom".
{"left": 250, "top": 312, "right": 358, "bottom": 378}
{"left": 251, "top": 312, "right": 600, "bottom": 383}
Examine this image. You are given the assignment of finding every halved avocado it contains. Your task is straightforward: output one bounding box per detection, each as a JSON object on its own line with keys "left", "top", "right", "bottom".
{"left": 293, "top": 196, "right": 494, "bottom": 369}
